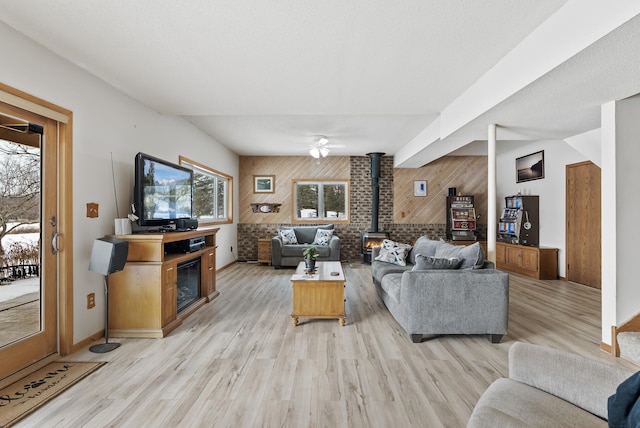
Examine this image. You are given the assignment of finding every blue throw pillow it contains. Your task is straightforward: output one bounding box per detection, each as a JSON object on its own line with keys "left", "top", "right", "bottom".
{"left": 608, "top": 371, "right": 640, "bottom": 428}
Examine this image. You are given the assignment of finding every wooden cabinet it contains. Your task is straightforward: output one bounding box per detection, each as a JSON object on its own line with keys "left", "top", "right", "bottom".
{"left": 496, "top": 242, "right": 558, "bottom": 280}
{"left": 108, "top": 227, "right": 219, "bottom": 338}
{"left": 257, "top": 238, "right": 271, "bottom": 265}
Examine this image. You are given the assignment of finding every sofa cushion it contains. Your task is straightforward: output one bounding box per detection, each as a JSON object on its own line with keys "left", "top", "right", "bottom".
{"left": 375, "top": 239, "right": 412, "bottom": 266}
{"left": 408, "top": 236, "right": 441, "bottom": 265}
{"left": 435, "top": 241, "right": 484, "bottom": 269}
{"left": 281, "top": 244, "right": 331, "bottom": 258}
{"left": 412, "top": 255, "right": 463, "bottom": 270}
{"left": 371, "top": 260, "right": 412, "bottom": 285}
{"left": 312, "top": 229, "right": 334, "bottom": 246}
{"left": 279, "top": 228, "right": 298, "bottom": 244}
{"left": 380, "top": 273, "right": 403, "bottom": 304}
{"left": 468, "top": 378, "right": 607, "bottom": 428}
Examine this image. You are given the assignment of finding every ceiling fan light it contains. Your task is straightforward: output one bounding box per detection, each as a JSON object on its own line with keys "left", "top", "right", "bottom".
{"left": 320, "top": 147, "right": 330, "bottom": 157}
{"left": 318, "top": 137, "right": 329, "bottom": 146}
{"left": 310, "top": 147, "right": 320, "bottom": 158}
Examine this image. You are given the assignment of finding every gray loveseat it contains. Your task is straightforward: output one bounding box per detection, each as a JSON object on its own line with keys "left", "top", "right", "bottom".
{"left": 468, "top": 342, "right": 634, "bottom": 427}
{"left": 371, "top": 236, "right": 509, "bottom": 343}
{"left": 271, "top": 224, "right": 340, "bottom": 268}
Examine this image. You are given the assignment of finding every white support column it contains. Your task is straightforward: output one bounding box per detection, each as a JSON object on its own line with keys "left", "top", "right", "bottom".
{"left": 487, "top": 124, "right": 497, "bottom": 263}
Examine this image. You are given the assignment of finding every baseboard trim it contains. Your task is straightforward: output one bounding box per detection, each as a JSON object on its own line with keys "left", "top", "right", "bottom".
{"left": 217, "top": 260, "right": 237, "bottom": 272}
{"left": 71, "top": 329, "right": 104, "bottom": 353}
{"left": 600, "top": 342, "right": 614, "bottom": 355}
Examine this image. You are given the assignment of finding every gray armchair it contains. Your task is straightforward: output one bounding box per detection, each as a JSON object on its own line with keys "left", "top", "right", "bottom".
{"left": 271, "top": 224, "right": 340, "bottom": 268}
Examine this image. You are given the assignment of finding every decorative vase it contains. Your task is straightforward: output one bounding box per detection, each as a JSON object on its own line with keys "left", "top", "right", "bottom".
{"left": 305, "top": 258, "right": 316, "bottom": 272}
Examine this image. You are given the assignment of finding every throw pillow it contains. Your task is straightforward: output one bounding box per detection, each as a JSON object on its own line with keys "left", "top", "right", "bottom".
{"left": 312, "top": 229, "right": 334, "bottom": 246}
{"left": 408, "top": 236, "right": 441, "bottom": 265}
{"left": 608, "top": 371, "right": 640, "bottom": 427}
{"left": 412, "top": 254, "right": 463, "bottom": 270}
{"left": 435, "top": 240, "right": 484, "bottom": 269}
{"left": 279, "top": 228, "right": 298, "bottom": 245}
{"left": 374, "top": 239, "right": 412, "bottom": 266}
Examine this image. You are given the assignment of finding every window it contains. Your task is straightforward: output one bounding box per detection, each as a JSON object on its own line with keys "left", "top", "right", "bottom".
{"left": 179, "top": 156, "right": 232, "bottom": 225}
{"left": 293, "top": 180, "right": 349, "bottom": 223}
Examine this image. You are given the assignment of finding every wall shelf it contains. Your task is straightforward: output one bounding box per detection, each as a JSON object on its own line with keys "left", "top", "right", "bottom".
{"left": 251, "top": 203, "right": 281, "bottom": 213}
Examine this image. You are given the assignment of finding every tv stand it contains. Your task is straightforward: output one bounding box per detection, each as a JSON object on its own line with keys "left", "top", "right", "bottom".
{"left": 107, "top": 227, "right": 219, "bottom": 338}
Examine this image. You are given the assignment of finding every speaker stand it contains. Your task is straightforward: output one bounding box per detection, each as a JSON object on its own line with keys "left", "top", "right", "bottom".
{"left": 90, "top": 275, "right": 120, "bottom": 353}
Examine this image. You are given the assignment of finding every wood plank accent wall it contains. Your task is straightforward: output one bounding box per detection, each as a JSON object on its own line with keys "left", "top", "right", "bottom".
{"left": 394, "top": 156, "right": 488, "bottom": 224}
{"left": 239, "top": 156, "right": 350, "bottom": 224}
{"left": 237, "top": 154, "right": 488, "bottom": 262}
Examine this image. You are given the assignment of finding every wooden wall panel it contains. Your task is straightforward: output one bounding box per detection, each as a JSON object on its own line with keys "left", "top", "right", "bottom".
{"left": 239, "top": 156, "right": 350, "bottom": 223}
{"left": 394, "top": 156, "right": 488, "bottom": 224}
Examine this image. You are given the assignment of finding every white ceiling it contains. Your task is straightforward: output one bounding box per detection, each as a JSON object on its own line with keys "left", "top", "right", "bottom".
{"left": 1, "top": 1, "right": 639, "bottom": 165}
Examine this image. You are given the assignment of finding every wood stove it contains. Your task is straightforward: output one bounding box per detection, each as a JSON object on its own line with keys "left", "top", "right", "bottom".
{"left": 361, "top": 152, "right": 390, "bottom": 263}
{"left": 361, "top": 231, "right": 390, "bottom": 264}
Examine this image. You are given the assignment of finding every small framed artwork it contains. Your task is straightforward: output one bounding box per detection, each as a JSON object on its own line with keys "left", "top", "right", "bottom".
{"left": 254, "top": 175, "right": 275, "bottom": 193}
{"left": 413, "top": 180, "right": 427, "bottom": 197}
{"left": 516, "top": 151, "right": 545, "bottom": 183}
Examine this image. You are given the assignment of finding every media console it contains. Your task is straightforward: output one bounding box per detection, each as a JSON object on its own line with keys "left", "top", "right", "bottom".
{"left": 107, "top": 227, "right": 219, "bottom": 338}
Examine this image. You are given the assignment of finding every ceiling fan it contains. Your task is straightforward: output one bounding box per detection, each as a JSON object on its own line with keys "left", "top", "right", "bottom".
{"left": 301, "top": 135, "right": 346, "bottom": 158}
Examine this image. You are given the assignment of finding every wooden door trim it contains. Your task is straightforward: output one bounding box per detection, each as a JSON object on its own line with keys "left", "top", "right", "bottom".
{"left": 0, "top": 83, "right": 74, "bottom": 356}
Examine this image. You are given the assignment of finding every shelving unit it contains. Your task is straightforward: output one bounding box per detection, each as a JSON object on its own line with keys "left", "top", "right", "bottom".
{"left": 107, "top": 227, "right": 219, "bottom": 338}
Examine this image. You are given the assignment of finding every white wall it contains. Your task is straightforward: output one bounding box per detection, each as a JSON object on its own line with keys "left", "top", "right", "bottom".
{"left": 601, "top": 95, "right": 640, "bottom": 345}
{"left": 1, "top": 23, "right": 239, "bottom": 344}
{"left": 496, "top": 140, "right": 589, "bottom": 278}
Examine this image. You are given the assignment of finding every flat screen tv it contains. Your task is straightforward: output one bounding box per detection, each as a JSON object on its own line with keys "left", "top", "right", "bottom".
{"left": 133, "top": 152, "right": 193, "bottom": 228}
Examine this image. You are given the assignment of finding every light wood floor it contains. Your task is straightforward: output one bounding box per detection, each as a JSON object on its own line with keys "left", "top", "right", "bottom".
{"left": 16, "top": 262, "right": 637, "bottom": 427}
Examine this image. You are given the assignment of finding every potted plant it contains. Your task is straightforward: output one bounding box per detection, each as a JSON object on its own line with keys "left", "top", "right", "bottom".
{"left": 303, "top": 245, "right": 319, "bottom": 271}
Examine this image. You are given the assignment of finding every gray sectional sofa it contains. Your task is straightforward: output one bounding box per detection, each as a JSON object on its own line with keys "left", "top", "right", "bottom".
{"left": 271, "top": 224, "right": 340, "bottom": 268}
{"left": 468, "top": 342, "right": 634, "bottom": 427}
{"left": 371, "top": 236, "right": 509, "bottom": 343}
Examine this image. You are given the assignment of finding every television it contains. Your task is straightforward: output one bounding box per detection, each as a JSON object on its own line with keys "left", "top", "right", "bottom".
{"left": 133, "top": 152, "right": 193, "bottom": 228}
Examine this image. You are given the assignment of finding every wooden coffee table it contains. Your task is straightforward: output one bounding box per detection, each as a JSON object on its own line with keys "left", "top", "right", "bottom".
{"left": 290, "top": 261, "right": 345, "bottom": 326}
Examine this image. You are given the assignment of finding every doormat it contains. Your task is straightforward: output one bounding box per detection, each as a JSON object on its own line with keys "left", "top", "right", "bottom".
{"left": 0, "top": 361, "right": 105, "bottom": 427}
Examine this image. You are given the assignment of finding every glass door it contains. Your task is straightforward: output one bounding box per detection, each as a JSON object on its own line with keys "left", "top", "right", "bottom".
{"left": 0, "top": 104, "right": 58, "bottom": 381}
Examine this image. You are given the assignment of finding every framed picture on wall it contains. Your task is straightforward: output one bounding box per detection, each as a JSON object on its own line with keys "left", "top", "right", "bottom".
{"left": 254, "top": 175, "right": 275, "bottom": 193}
{"left": 413, "top": 180, "right": 427, "bottom": 197}
{"left": 516, "top": 151, "right": 544, "bottom": 183}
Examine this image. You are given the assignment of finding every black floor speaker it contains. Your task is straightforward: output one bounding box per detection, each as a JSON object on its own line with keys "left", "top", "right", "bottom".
{"left": 88, "top": 237, "right": 129, "bottom": 353}
{"left": 89, "top": 237, "right": 128, "bottom": 276}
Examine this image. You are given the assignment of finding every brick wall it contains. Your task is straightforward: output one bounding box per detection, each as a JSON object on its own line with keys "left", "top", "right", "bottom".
{"left": 237, "top": 154, "right": 487, "bottom": 262}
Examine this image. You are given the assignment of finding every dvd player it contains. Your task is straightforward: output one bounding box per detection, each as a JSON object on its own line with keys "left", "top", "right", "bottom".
{"left": 165, "top": 237, "right": 206, "bottom": 254}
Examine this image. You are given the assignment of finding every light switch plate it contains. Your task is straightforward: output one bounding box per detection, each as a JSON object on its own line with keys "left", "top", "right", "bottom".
{"left": 87, "top": 203, "right": 99, "bottom": 218}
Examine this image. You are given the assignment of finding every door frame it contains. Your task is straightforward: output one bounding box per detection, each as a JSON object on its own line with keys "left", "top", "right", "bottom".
{"left": 0, "top": 83, "right": 73, "bottom": 384}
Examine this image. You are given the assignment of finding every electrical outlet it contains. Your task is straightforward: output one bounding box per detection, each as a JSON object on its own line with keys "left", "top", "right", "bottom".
{"left": 87, "top": 293, "right": 95, "bottom": 309}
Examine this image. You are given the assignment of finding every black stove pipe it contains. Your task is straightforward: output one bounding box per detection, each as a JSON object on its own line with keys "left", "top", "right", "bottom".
{"left": 366, "top": 152, "right": 385, "bottom": 233}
